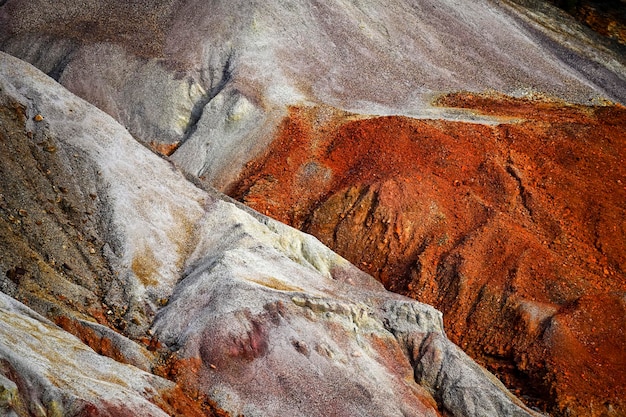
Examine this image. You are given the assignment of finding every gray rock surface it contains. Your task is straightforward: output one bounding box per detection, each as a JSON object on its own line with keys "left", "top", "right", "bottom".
{"left": 0, "top": 51, "right": 542, "bottom": 416}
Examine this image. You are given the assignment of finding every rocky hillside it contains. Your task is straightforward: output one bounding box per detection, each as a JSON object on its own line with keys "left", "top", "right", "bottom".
{"left": 230, "top": 95, "right": 626, "bottom": 416}
{"left": 1, "top": 1, "right": 625, "bottom": 416}
{"left": 547, "top": 0, "right": 626, "bottom": 45}
{"left": 0, "top": 51, "right": 543, "bottom": 417}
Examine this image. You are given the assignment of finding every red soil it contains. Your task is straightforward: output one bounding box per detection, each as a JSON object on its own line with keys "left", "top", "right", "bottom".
{"left": 55, "top": 315, "right": 230, "bottom": 417}
{"left": 154, "top": 355, "right": 233, "bottom": 417}
{"left": 228, "top": 94, "right": 626, "bottom": 416}
{"left": 55, "top": 315, "right": 143, "bottom": 367}
{"left": 150, "top": 141, "right": 181, "bottom": 157}
{"left": 548, "top": 0, "right": 626, "bottom": 45}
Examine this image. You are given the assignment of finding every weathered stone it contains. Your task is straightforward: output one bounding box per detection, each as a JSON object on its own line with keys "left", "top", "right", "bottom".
{"left": 0, "top": 292, "right": 196, "bottom": 417}
{"left": 151, "top": 198, "right": 538, "bottom": 416}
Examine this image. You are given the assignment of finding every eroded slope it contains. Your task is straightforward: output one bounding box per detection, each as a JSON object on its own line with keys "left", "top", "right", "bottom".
{"left": 0, "top": 52, "right": 541, "bottom": 417}
{"left": 230, "top": 95, "right": 626, "bottom": 416}
{"left": 2, "top": 0, "right": 625, "bottom": 190}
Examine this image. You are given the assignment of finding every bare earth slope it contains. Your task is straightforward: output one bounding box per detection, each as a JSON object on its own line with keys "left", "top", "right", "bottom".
{"left": 0, "top": 52, "right": 540, "bottom": 417}
{"left": 1, "top": 0, "right": 625, "bottom": 188}
{"left": 1, "top": 1, "right": 625, "bottom": 416}
{"left": 230, "top": 96, "right": 626, "bottom": 416}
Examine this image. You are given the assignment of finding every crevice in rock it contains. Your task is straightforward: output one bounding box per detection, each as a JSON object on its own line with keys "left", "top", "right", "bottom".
{"left": 46, "top": 49, "right": 75, "bottom": 81}
{"left": 179, "top": 51, "right": 234, "bottom": 147}
{"left": 463, "top": 284, "right": 489, "bottom": 328}
{"left": 506, "top": 164, "right": 534, "bottom": 217}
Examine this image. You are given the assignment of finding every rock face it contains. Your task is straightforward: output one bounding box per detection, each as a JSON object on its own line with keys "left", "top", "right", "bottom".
{"left": 1, "top": 1, "right": 625, "bottom": 416}
{"left": 0, "top": 292, "right": 206, "bottom": 417}
{"left": 0, "top": 52, "right": 541, "bottom": 416}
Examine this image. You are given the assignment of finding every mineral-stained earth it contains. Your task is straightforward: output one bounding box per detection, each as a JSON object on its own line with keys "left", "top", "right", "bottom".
{"left": 230, "top": 93, "right": 626, "bottom": 416}
{"left": 1, "top": 0, "right": 625, "bottom": 416}
{"left": 548, "top": 0, "right": 626, "bottom": 45}
{"left": 0, "top": 52, "right": 544, "bottom": 417}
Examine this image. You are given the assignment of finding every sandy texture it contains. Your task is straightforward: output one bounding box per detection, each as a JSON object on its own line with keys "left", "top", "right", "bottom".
{"left": 1, "top": 1, "right": 625, "bottom": 415}
{"left": 1, "top": 0, "right": 625, "bottom": 189}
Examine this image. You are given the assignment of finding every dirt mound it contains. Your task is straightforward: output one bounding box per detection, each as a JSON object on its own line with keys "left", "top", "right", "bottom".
{"left": 229, "top": 94, "right": 626, "bottom": 416}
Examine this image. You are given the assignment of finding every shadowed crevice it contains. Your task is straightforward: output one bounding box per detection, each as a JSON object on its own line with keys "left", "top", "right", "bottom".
{"left": 180, "top": 51, "right": 235, "bottom": 146}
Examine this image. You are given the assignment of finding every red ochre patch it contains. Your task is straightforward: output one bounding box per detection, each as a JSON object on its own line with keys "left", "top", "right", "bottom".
{"left": 228, "top": 94, "right": 626, "bottom": 416}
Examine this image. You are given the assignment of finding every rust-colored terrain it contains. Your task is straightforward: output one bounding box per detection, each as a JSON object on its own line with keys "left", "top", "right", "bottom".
{"left": 549, "top": 0, "right": 626, "bottom": 45}
{"left": 229, "top": 94, "right": 626, "bottom": 416}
